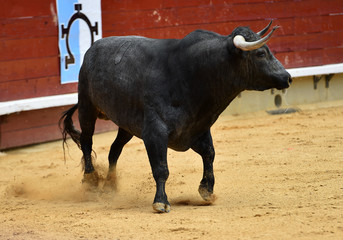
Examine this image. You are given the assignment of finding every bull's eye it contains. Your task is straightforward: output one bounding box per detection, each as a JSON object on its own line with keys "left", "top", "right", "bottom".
{"left": 256, "top": 49, "right": 266, "bottom": 59}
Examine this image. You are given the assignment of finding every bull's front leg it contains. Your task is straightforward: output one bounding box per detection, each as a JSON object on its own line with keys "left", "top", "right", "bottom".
{"left": 191, "top": 130, "right": 216, "bottom": 202}
{"left": 142, "top": 119, "right": 170, "bottom": 213}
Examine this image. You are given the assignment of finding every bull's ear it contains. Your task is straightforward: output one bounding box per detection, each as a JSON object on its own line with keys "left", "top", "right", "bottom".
{"left": 233, "top": 26, "right": 279, "bottom": 51}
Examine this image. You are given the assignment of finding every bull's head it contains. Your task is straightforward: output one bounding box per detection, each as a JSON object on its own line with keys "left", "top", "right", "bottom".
{"left": 231, "top": 21, "right": 292, "bottom": 91}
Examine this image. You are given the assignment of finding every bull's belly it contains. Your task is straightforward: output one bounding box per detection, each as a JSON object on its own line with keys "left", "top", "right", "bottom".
{"left": 99, "top": 111, "right": 204, "bottom": 152}
{"left": 166, "top": 124, "right": 210, "bottom": 152}
{"left": 99, "top": 112, "right": 193, "bottom": 151}
{"left": 92, "top": 97, "right": 145, "bottom": 138}
{"left": 167, "top": 137, "right": 193, "bottom": 152}
{"left": 92, "top": 94, "right": 211, "bottom": 152}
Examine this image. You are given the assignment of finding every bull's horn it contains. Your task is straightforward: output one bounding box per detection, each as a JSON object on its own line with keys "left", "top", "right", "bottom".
{"left": 257, "top": 20, "right": 273, "bottom": 37}
{"left": 233, "top": 26, "right": 279, "bottom": 51}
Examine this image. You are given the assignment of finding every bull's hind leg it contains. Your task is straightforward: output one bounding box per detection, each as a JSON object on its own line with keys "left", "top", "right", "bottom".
{"left": 191, "top": 130, "right": 216, "bottom": 203}
{"left": 106, "top": 128, "right": 133, "bottom": 188}
{"left": 142, "top": 119, "right": 170, "bottom": 213}
{"left": 78, "top": 101, "right": 99, "bottom": 186}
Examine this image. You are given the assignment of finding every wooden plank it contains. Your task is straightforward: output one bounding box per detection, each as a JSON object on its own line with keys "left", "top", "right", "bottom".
{"left": 301, "top": 0, "right": 343, "bottom": 16}
{"left": 0, "top": 123, "right": 66, "bottom": 150}
{"left": 208, "top": 0, "right": 343, "bottom": 22}
{"left": 0, "top": 105, "right": 117, "bottom": 150}
{"left": 102, "top": 0, "right": 163, "bottom": 12}
{"left": 100, "top": 24, "right": 343, "bottom": 69}
{"left": 327, "top": 14, "right": 343, "bottom": 32}
{"left": 102, "top": 0, "right": 343, "bottom": 33}
{"left": 0, "top": 0, "right": 55, "bottom": 19}
{"left": 102, "top": 17, "right": 276, "bottom": 38}
{"left": 101, "top": 6, "right": 263, "bottom": 33}
{"left": 103, "top": 14, "right": 343, "bottom": 38}
{"left": 269, "top": 31, "right": 343, "bottom": 53}
{"left": 102, "top": 8, "right": 171, "bottom": 33}
{"left": 0, "top": 119, "right": 116, "bottom": 150}
{"left": 275, "top": 49, "right": 325, "bottom": 69}
{"left": 162, "top": 0, "right": 212, "bottom": 8}
{"left": 0, "top": 16, "right": 57, "bottom": 40}
{"left": 2, "top": 0, "right": 342, "bottom": 40}
{"left": 0, "top": 56, "right": 59, "bottom": 83}
{"left": 265, "top": 0, "right": 343, "bottom": 19}
{"left": 293, "top": 15, "right": 338, "bottom": 34}
{"left": 101, "top": 0, "right": 291, "bottom": 13}
{"left": 1, "top": 105, "right": 71, "bottom": 132}
{"left": 104, "top": 25, "right": 343, "bottom": 55}
{"left": 0, "top": 76, "right": 77, "bottom": 102}
{"left": 211, "top": 0, "right": 288, "bottom": 4}
{"left": 322, "top": 47, "right": 343, "bottom": 65}
{"left": 274, "top": 15, "right": 343, "bottom": 36}
{"left": 104, "top": 20, "right": 254, "bottom": 39}
{"left": 1, "top": 105, "right": 113, "bottom": 133}
{"left": 102, "top": 18, "right": 304, "bottom": 38}
{"left": 0, "top": 37, "right": 58, "bottom": 61}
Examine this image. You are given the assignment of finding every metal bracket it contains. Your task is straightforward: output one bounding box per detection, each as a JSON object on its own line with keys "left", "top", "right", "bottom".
{"left": 313, "top": 74, "right": 335, "bottom": 89}
{"left": 313, "top": 75, "right": 322, "bottom": 90}
{"left": 325, "top": 74, "right": 334, "bottom": 88}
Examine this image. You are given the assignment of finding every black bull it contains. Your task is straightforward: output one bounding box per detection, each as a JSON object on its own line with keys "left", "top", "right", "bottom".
{"left": 60, "top": 21, "right": 292, "bottom": 213}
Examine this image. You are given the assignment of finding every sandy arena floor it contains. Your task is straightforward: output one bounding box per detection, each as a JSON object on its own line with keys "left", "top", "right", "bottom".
{"left": 0, "top": 104, "right": 342, "bottom": 239}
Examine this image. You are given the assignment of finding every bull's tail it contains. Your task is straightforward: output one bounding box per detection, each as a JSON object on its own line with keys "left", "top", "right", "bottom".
{"left": 59, "top": 104, "right": 81, "bottom": 151}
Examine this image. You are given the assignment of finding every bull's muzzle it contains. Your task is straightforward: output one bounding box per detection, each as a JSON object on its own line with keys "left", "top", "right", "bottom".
{"left": 276, "top": 72, "right": 292, "bottom": 90}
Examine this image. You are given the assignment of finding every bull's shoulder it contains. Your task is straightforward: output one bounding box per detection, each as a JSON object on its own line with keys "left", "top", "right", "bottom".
{"left": 180, "top": 30, "right": 224, "bottom": 46}
{"left": 185, "top": 29, "right": 223, "bottom": 38}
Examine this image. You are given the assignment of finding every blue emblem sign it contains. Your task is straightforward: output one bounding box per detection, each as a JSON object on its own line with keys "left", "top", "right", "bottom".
{"left": 56, "top": 0, "right": 102, "bottom": 84}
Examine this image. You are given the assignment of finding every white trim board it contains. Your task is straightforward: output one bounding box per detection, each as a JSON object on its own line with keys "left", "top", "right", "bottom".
{"left": 1, "top": 63, "right": 342, "bottom": 116}
{"left": 287, "top": 63, "right": 343, "bottom": 78}
{"left": 0, "top": 93, "right": 78, "bottom": 115}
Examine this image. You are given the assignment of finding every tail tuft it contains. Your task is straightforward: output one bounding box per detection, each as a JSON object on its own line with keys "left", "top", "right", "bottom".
{"left": 59, "top": 104, "right": 81, "bottom": 155}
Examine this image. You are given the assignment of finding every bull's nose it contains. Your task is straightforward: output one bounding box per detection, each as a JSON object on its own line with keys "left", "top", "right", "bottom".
{"left": 276, "top": 73, "right": 292, "bottom": 90}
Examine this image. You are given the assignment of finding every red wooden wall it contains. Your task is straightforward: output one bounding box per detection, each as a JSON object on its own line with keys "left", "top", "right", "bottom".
{"left": 1, "top": 0, "right": 343, "bottom": 149}
{"left": 0, "top": 106, "right": 115, "bottom": 149}
{"left": 102, "top": 0, "right": 343, "bottom": 70}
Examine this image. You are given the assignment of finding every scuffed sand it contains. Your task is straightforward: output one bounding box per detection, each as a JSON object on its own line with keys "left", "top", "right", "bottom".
{"left": 0, "top": 104, "right": 342, "bottom": 239}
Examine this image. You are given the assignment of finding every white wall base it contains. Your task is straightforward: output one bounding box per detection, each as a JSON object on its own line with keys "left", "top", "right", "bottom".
{"left": 0, "top": 93, "right": 77, "bottom": 115}
{"left": 287, "top": 63, "right": 343, "bottom": 78}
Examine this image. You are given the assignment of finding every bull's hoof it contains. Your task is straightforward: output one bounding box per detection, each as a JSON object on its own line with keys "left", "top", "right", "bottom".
{"left": 198, "top": 186, "right": 216, "bottom": 203}
{"left": 82, "top": 171, "right": 100, "bottom": 187}
{"left": 104, "top": 170, "right": 118, "bottom": 190}
{"left": 153, "top": 202, "right": 171, "bottom": 213}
